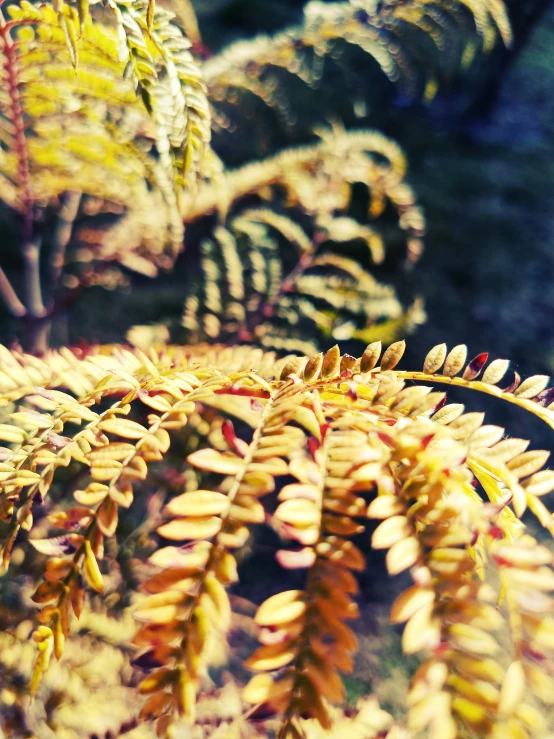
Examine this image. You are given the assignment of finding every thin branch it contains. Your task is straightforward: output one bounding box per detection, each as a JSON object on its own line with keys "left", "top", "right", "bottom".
{"left": 0, "top": 265, "right": 26, "bottom": 317}
{"left": 23, "top": 236, "right": 46, "bottom": 318}
{"left": 49, "top": 191, "right": 81, "bottom": 290}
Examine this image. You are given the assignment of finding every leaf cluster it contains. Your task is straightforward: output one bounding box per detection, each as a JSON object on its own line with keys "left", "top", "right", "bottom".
{"left": 1, "top": 340, "right": 554, "bottom": 737}
{"left": 181, "top": 128, "right": 426, "bottom": 353}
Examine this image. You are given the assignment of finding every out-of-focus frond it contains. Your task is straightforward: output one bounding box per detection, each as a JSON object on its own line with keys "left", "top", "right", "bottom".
{"left": 0, "top": 2, "right": 191, "bottom": 278}
{"left": 203, "top": 0, "right": 511, "bottom": 127}
{"left": 0, "top": 0, "right": 214, "bottom": 297}
{"left": 181, "top": 129, "right": 426, "bottom": 353}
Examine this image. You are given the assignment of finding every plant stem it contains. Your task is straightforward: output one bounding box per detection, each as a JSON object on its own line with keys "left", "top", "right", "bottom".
{"left": 23, "top": 235, "right": 46, "bottom": 319}
{"left": 0, "top": 265, "right": 26, "bottom": 317}
{"left": 49, "top": 191, "right": 81, "bottom": 291}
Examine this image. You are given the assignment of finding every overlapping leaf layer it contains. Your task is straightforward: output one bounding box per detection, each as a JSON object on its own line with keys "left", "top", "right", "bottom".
{"left": 0, "top": 340, "right": 554, "bottom": 737}
{"left": 181, "top": 129, "right": 426, "bottom": 353}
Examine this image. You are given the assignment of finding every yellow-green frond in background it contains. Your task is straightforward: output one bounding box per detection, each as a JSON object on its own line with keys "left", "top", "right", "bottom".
{"left": 180, "top": 129, "right": 426, "bottom": 353}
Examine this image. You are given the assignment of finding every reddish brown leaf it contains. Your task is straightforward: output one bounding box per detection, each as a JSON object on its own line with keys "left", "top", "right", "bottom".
{"left": 462, "top": 353, "right": 489, "bottom": 381}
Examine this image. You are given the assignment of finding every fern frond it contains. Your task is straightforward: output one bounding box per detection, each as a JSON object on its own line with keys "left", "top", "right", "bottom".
{"left": 0, "top": 4, "right": 146, "bottom": 210}
{"left": 203, "top": 0, "right": 511, "bottom": 125}
{"left": 397, "top": 342, "right": 554, "bottom": 433}
{"left": 1, "top": 338, "right": 554, "bottom": 736}
{"left": 181, "top": 129, "right": 426, "bottom": 352}
{"left": 0, "top": 0, "right": 214, "bottom": 299}
{"left": 38, "top": 0, "right": 211, "bottom": 188}
{"left": 0, "top": 2, "right": 191, "bottom": 280}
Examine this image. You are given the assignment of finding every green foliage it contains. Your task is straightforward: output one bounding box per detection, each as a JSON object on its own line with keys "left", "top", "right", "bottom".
{"left": 0, "top": 0, "right": 210, "bottom": 327}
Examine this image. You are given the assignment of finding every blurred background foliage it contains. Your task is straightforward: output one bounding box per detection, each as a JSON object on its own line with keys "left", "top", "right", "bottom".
{"left": 0, "top": 0, "right": 549, "bottom": 439}
{"left": 0, "top": 1, "right": 554, "bottom": 736}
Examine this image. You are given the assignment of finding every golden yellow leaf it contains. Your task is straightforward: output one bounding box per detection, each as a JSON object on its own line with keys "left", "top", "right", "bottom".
{"left": 255, "top": 590, "right": 307, "bottom": 626}
{"left": 250, "top": 457, "right": 289, "bottom": 475}
{"left": 149, "top": 543, "right": 211, "bottom": 570}
{"left": 360, "top": 341, "right": 382, "bottom": 373}
{"left": 134, "top": 591, "right": 188, "bottom": 624}
{"left": 244, "top": 642, "right": 297, "bottom": 672}
{"left": 73, "top": 482, "right": 109, "bottom": 505}
{"left": 408, "top": 689, "right": 450, "bottom": 731}
{"left": 90, "top": 458, "right": 123, "bottom": 481}
{"left": 423, "top": 343, "right": 447, "bottom": 374}
{"left": 86, "top": 442, "right": 135, "bottom": 462}
{"left": 506, "top": 450, "right": 550, "bottom": 479}
{"left": 278, "top": 483, "right": 320, "bottom": 502}
{"left": 408, "top": 660, "right": 449, "bottom": 706}
{"left": 239, "top": 470, "right": 275, "bottom": 496}
{"left": 242, "top": 673, "right": 294, "bottom": 704}
{"left": 431, "top": 403, "right": 465, "bottom": 425}
{"left": 390, "top": 585, "right": 434, "bottom": 624}
{"left": 176, "top": 669, "right": 196, "bottom": 721}
{"left": 30, "top": 626, "right": 54, "bottom": 698}
{"left": 275, "top": 498, "right": 320, "bottom": 528}
{"left": 142, "top": 568, "right": 199, "bottom": 594}
{"left": 467, "top": 424, "right": 504, "bottom": 450}
{"left": 121, "top": 456, "right": 148, "bottom": 480}
{"left": 187, "top": 448, "right": 244, "bottom": 475}
{"left": 515, "top": 703, "right": 545, "bottom": 731}
{"left": 523, "top": 470, "right": 554, "bottom": 496}
{"left": 498, "top": 660, "right": 525, "bottom": 716}
{"left": 482, "top": 358, "right": 510, "bottom": 385}
{"left": 293, "top": 406, "right": 321, "bottom": 439}
{"left": 448, "top": 674, "right": 499, "bottom": 707}
{"left": 448, "top": 623, "right": 498, "bottom": 655}
{"left": 165, "top": 490, "right": 230, "bottom": 517}
{"left": 203, "top": 573, "right": 231, "bottom": 629}
{"left": 289, "top": 457, "right": 321, "bottom": 485}
{"left": 230, "top": 496, "right": 265, "bottom": 523}
{"left": 386, "top": 536, "right": 421, "bottom": 575}
{"left": 157, "top": 516, "right": 222, "bottom": 541}
{"left": 83, "top": 540, "right": 104, "bottom": 593}
{"left": 367, "top": 495, "right": 404, "bottom": 519}
{"left": 303, "top": 352, "right": 323, "bottom": 381}
{"left": 443, "top": 344, "right": 467, "bottom": 377}
{"left": 381, "top": 340, "right": 405, "bottom": 371}
{"left": 98, "top": 417, "right": 148, "bottom": 439}
{"left": 96, "top": 496, "right": 118, "bottom": 536}
{"left": 213, "top": 549, "right": 238, "bottom": 584}
{"left": 0, "top": 424, "right": 27, "bottom": 443}
{"left": 10, "top": 411, "right": 53, "bottom": 429}
{"left": 451, "top": 696, "right": 488, "bottom": 725}
{"left": 276, "top": 547, "right": 317, "bottom": 569}
{"left": 402, "top": 603, "right": 440, "bottom": 654}
{"left": 514, "top": 375, "right": 549, "bottom": 399}
{"left": 372, "top": 515, "right": 411, "bottom": 549}
{"left": 321, "top": 345, "right": 341, "bottom": 379}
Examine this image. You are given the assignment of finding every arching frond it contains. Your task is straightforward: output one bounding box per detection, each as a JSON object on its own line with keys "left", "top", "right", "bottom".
{"left": 203, "top": 0, "right": 511, "bottom": 127}
{"left": 0, "top": 337, "right": 553, "bottom": 737}
{"left": 181, "top": 129, "right": 426, "bottom": 353}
